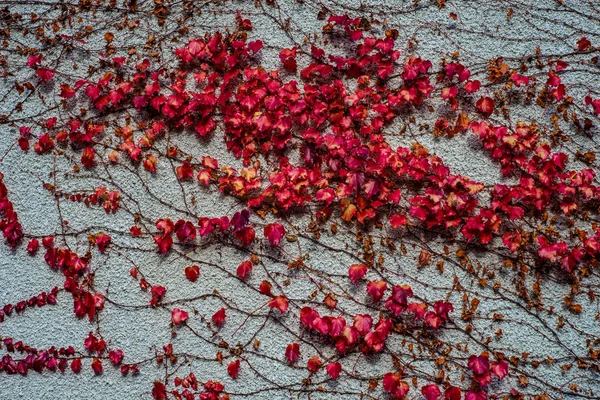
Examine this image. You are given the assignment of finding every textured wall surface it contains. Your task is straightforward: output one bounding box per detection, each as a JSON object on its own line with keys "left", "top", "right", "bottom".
{"left": 0, "top": 1, "right": 599, "bottom": 399}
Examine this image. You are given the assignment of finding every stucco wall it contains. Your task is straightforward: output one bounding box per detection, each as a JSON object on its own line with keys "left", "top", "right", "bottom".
{"left": 1, "top": 1, "right": 599, "bottom": 399}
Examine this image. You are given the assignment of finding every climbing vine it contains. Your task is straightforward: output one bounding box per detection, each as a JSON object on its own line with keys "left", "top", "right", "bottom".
{"left": 1, "top": 1, "right": 600, "bottom": 399}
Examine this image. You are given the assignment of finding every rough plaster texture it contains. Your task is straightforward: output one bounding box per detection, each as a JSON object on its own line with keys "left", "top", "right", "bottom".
{"left": 0, "top": 1, "right": 599, "bottom": 399}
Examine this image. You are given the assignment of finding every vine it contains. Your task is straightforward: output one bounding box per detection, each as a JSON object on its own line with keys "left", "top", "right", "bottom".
{"left": 0, "top": 1, "right": 599, "bottom": 400}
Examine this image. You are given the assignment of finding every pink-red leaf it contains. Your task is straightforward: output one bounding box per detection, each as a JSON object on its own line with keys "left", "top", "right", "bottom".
{"left": 348, "top": 263, "right": 367, "bottom": 283}
{"left": 285, "top": 343, "right": 300, "bottom": 364}
{"left": 171, "top": 308, "right": 189, "bottom": 325}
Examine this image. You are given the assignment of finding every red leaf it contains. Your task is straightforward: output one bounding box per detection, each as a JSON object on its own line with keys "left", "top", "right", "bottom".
{"left": 171, "top": 308, "right": 189, "bottom": 325}
{"left": 353, "top": 314, "right": 372, "bottom": 335}
{"left": 259, "top": 280, "right": 273, "bottom": 296}
{"left": 95, "top": 232, "right": 111, "bottom": 252}
{"left": 468, "top": 353, "right": 489, "bottom": 375}
{"left": 511, "top": 73, "right": 529, "bottom": 86}
{"left": 556, "top": 60, "right": 569, "bottom": 70}
{"left": 476, "top": 96, "right": 495, "bottom": 116}
{"left": 113, "top": 57, "right": 126, "bottom": 66}
{"left": 577, "top": 36, "right": 592, "bottom": 51}
{"left": 18, "top": 137, "right": 29, "bottom": 151}
{"left": 491, "top": 360, "right": 508, "bottom": 379}
{"left": 109, "top": 349, "right": 124, "bottom": 365}
{"left": 268, "top": 295, "right": 288, "bottom": 313}
{"left": 422, "top": 384, "right": 442, "bottom": 400}
{"left": 184, "top": 265, "right": 200, "bottom": 282}
{"left": 26, "top": 239, "right": 39, "bottom": 255}
{"left": 348, "top": 263, "right": 367, "bottom": 283}
{"left": 392, "top": 284, "right": 413, "bottom": 304}
{"left": 546, "top": 71, "right": 561, "bottom": 87}
{"left": 60, "top": 84, "right": 76, "bottom": 98}
{"left": 86, "top": 85, "right": 101, "bottom": 100}
{"left": 70, "top": 358, "right": 82, "bottom": 374}
{"left": 153, "top": 234, "right": 173, "bottom": 253}
{"left": 234, "top": 226, "right": 255, "bottom": 247}
{"left": 434, "top": 301, "right": 454, "bottom": 319}
{"left": 383, "top": 372, "right": 409, "bottom": 398}
{"left": 133, "top": 95, "right": 148, "bottom": 111}
{"left": 81, "top": 147, "right": 96, "bottom": 168}
{"left": 27, "top": 54, "right": 42, "bottom": 68}
{"left": 445, "top": 387, "right": 462, "bottom": 400}
{"left": 91, "top": 358, "right": 103, "bottom": 374}
{"left": 285, "top": 343, "right": 300, "bottom": 364}
{"left": 389, "top": 214, "right": 407, "bottom": 228}
{"left": 279, "top": 47, "right": 297, "bottom": 62}
{"left": 502, "top": 232, "right": 522, "bottom": 253}
{"left": 326, "top": 362, "right": 342, "bottom": 380}
{"left": 282, "top": 57, "right": 297, "bottom": 72}
{"left": 464, "top": 80, "right": 481, "bottom": 93}
{"left": 227, "top": 360, "right": 240, "bottom": 379}
{"left": 236, "top": 260, "right": 253, "bottom": 280}
{"left": 537, "top": 236, "right": 568, "bottom": 262}
{"left": 248, "top": 40, "right": 263, "bottom": 53}
{"left": 551, "top": 84, "right": 565, "bottom": 101}
{"left": 424, "top": 311, "right": 443, "bottom": 329}
{"left": 176, "top": 161, "right": 194, "bottom": 180}
{"left": 264, "top": 222, "right": 285, "bottom": 246}
{"left": 307, "top": 355, "right": 321, "bottom": 372}
{"left": 366, "top": 280, "right": 387, "bottom": 303}
{"left": 36, "top": 68, "right": 54, "bottom": 82}
{"left": 465, "top": 391, "right": 487, "bottom": 400}
{"left": 197, "top": 169, "right": 211, "bottom": 185}
{"left": 311, "top": 45, "right": 325, "bottom": 59}
{"left": 316, "top": 188, "right": 336, "bottom": 205}
{"left": 175, "top": 220, "right": 197, "bottom": 242}
{"left": 156, "top": 218, "right": 174, "bottom": 235}
{"left": 348, "top": 30, "right": 363, "bottom": 41}
{"left": 212, "top": 307, "right": 226, "bottom": 328}
{"left": 441, "top": 86, "right": 458, "bottom": 100}
{"left": 152, "top": 382, "right": 167, "bottom": 400}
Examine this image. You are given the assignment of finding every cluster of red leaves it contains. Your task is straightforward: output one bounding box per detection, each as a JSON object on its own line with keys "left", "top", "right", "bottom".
{"left": 299, "top": 283, "right": 453, "bottom": 356}
{"left": 0, "top": 333, "right": 132, "bottom": 377}
{"left": 62, "top": 187, "right": 121, "bottom": 214}
{"left": 40, "top": 237, "right": 104, "bottom": 321}
{"left": 0, "top": 338, "right": 75, "bottom": 376}
{"left": 27, "top": 54, "right": 54, "bottom": 82}
{"left": 83, "top": 332, "right": 126, "bottom": 374}
{"left": 0, "top": 172, "right": 23, "bottom": 248}
{"left": 127, "top": 264, "right": 168, "bottom": 307}
{"left": 18, "top": 14, "right": 596, "bottom": 279}
{"left": 382, "top": 369, "right": 478, "bottom": 400}
{"left": 383, "top": 352, "right": 508, "bottom": 400}
{"left": 155, "top": 375, "right": 228, "bottom": 400}
{"left": 6, "top": 11, "right": 600, "bottom": 400}
{"left": 473, "top": 120, "right": 600, "bottom": 271}
{"left": 20, "top": 116, "right": 104, "bottom": 156}
{"left": 153, "top": 209, "right": 257, "bottom": 253}
{"left": 0, "top": 287, "right": 58, "bottom": 323}
{"left": 467, "top": 353, "right": 509, "bottom": 388}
